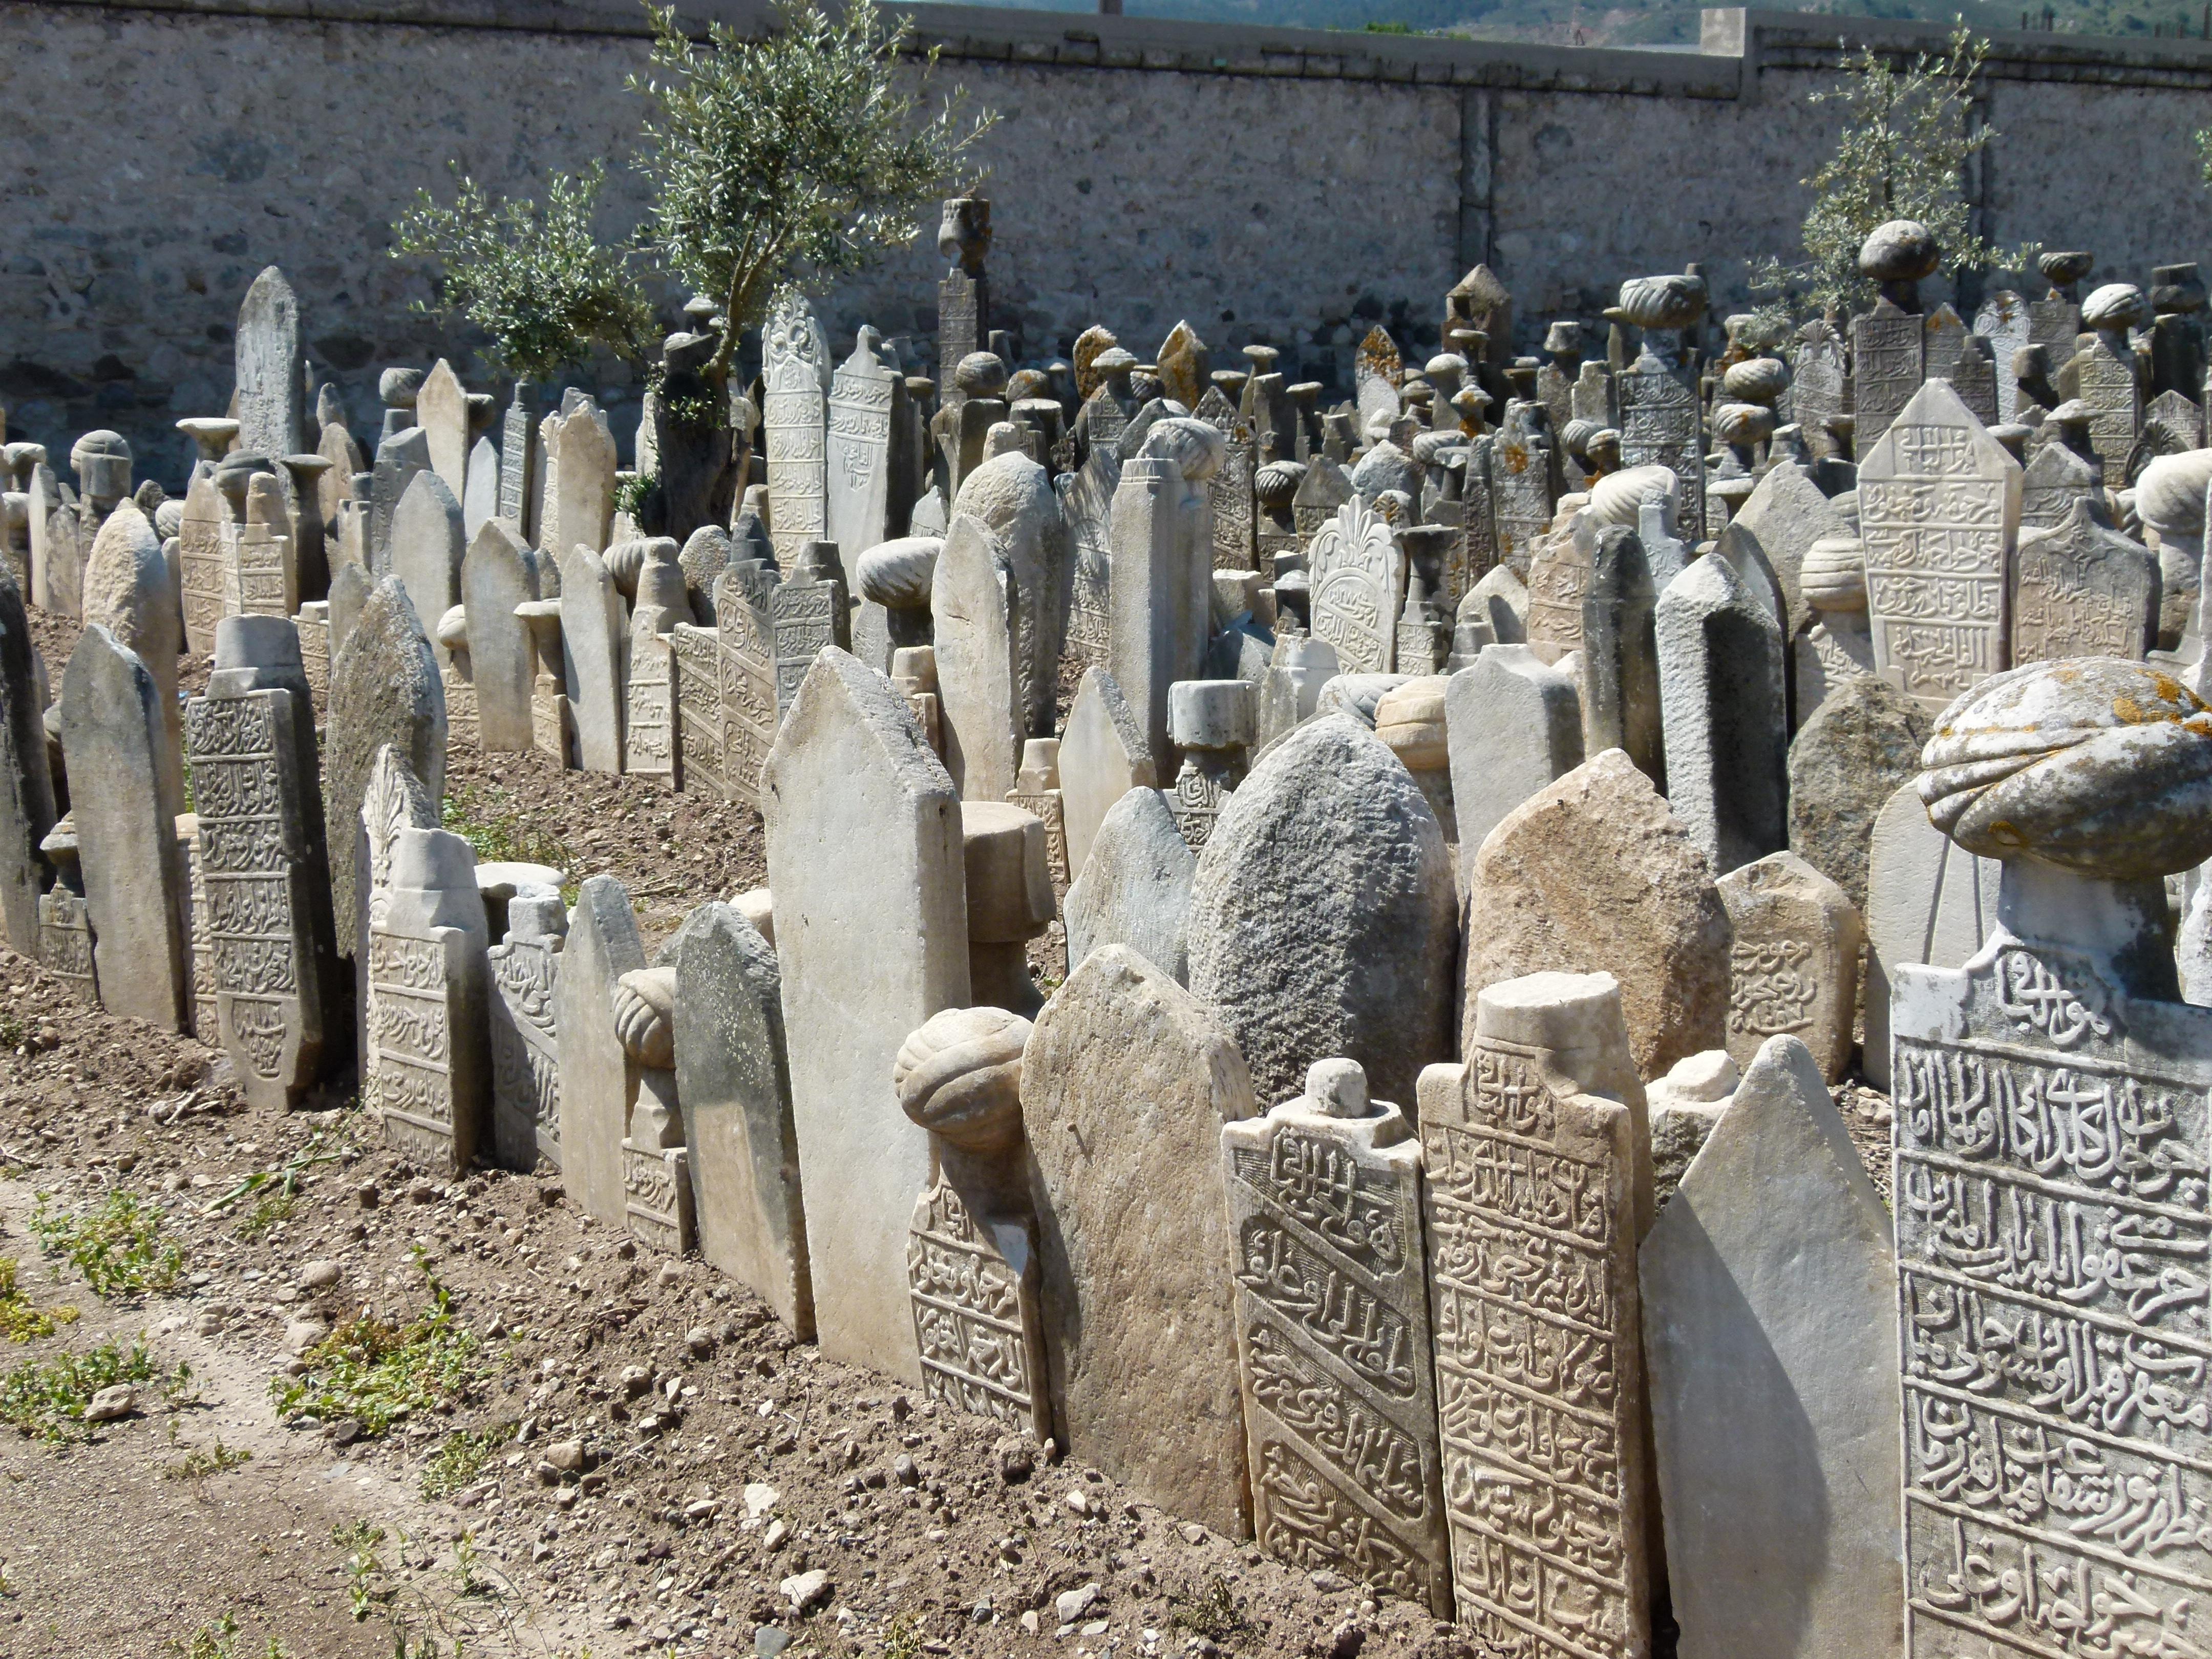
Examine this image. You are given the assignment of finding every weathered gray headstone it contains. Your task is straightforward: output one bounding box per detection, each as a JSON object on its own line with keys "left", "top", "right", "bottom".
{"left": 673, "top": 901, "right": 812, "bottom": 1339}
{"left": 1786, "top": 671, "right": 1931, "bottom": 912}
{"left": 462, "top": 436, "right": 500, "bottom": 543}
{"left": 1307, "top": 495, "right": 1403, "bottom": 675}
{"left": 1851, "top": 297, "right": 1924, "bottom": 453}
{"left": 1187, "top": 713, "right": 1454, "bottom": 1111}
{"left": 763, "top": 290, "right": 832, "bottom": 546}
{"left": 1861, "top": 777, "right": 2001, "bottom": 1090}
{"left": 827, "top": 327, "right": 902, "bottom": 561}
{"left": 1445, "top": 644, "right": 1582, "bottom": 867}
{"left": 176, "top": 473, "right": 228, "bottom": 655}
{"left": 764, "top": 648, "right": 968, "bottom": 1378}
{"left": 1224, "top": 1056, "right": 1450, "bottom": 1611}
{"left": 1641, "top": 1034, "right": 1901, "bottom": 1659}
{"left": 1579, "top": 524, "right": 1662, "bottom": 788}
{"left": 390, "top": 471, "right": 466, "bottom": 682}
{"left": 235, "top": 267, "right": 304, "bottom": 460}
{"left": 368, "top": 427, "right": 431, "bottom": 575}
{"left": 1727, "top": 460, "right": 1849, "bottom": 644}
{"left": 540, "top": 399, "right": 615, "bottom": 562}
{"left": 558, "top": 874, "right": 647, "bottom": 1227}
{"left": 1062, "top": 785, "right": 1194, "bottom": 985}
{"left": 461, "top": 519, "right": 539, "bottom": 752}
{"left": 2011, "top": 495, "right": 2157, "bottom": 663}
{"left": 556, "top": 541, "right": 626, "bottom": 774}
{"left": 1656, "top": 544, "right": 1788, "bottom": 876}
{"left": 415, "top": 360, "right": 471, "bottom": 505}
{"left": 366, "top": 825, "right": 488, "bottom": 1177}
{"left": 770, "top": 539, "right": 850, "bottom": 722}
{"left": 488, "top": 888, "right": 564, "bottom": 1174}
{"left": 1025, "top": 944, "right": 1254, "bottom": 1537}
{"left": 932, "top": 514, "right": 1023, "bottom": 802}
{"left": 0, "top": 568, "right": 54, "bottom": 952}
{"left": 1059, "top": 666, "right": 1156, "bottom": 882}
{"left": 1108, "top": 419, "right": 1220, "bottom": 765}
{"left": 60, "top": 625, "right": 190, "bottom": 1029}
{"left": 81, "top": 503, "right": 184, "bottom": 812}
{"left": 1716, "top": 849, "right": 1862, "bottom": 1082}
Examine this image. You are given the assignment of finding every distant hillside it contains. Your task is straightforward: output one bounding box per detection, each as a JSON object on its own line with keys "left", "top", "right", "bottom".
{"left": 913, "top": 0, "right": 2212, "bottom": 49}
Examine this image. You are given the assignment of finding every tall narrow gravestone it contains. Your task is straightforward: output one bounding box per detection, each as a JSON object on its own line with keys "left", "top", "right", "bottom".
{"left": 235, "top": 267, "right": 304, "bottom": 460}
{"left": 1307, "top": 495, "right": 1403, "bottom": 676}
{"left": 462, "top": 519, "right": 539, "bottom": 752}
{"left": 559, "top": 876, "right": 647, "bottom": 1228}
{"left": 60, "top": 626, "right": 190, "bottom": 1030}
{"left": 185, "top": 617, "right": 341, "bottom": 1112}
{"left": 1418, "top": 972, "right": 1651, "bottom": 1659}
{"left": 1654, "top": 544, "right": 1788, "bottom": 876}
{"left": 557, "top": 542, "right": 626, "bottom": 774}
{"left": 0, "top": 568, "right": 54, "bottom": 953}
{"left": 1860, "top": 378, "right": 2021, "bottom": 713}
{"left": 1890, "top": 660, "right": 2212, "bottom": 1659}
{"left": 366, "top": 825, "right": 488, "bottom": 1178}
{"left": 488, "top": 889, "right": 564, "bottom": 1174}
{"left": 764, "top": 649, "right": 968, "bottom": 1379}
{"left": 674, "top": 901, "right": 812, "bottom": 1339}
{"left": 763, "top": 290, "right": 831, "bottom": 547}
{"left": 827, "top": 327, "right": 902, "bottom": 560}
{"left": 1223, "top": 1058, "right": 1451, "bottom": 1614}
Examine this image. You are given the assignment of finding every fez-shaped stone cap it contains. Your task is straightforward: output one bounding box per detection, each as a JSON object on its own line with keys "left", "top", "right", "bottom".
{"left": 2040, "top": 250, "right": 2095, "bottom": 286}
{"left": 1617, "top": 273, "right": 1708, "bottom": 331}
{"left": 1586, "top": 462, "right": 1679, "bottom": 528}
{"left": 1092, "top": 347, "right": 1138, "bottom": 375}
{"left": 70, "top": 430, "right": 129, "bottom": 466}
{"left": 855, "top": 537, "right": 942, "bottom": 610}
{"left": 1138, "top": 417, "right": 1226, "bottom": 483}
{"left": 1918, "top": 659, "right": 2212, "bottom": 880}
{"left": 2138, "top": 450, "right": 2212, "bottom": 538}
{"left": 1169, "top": 679, "right": 1256, "bottom": 751}
{"left": 1254, "top": 459, "right": 1306, "bottom": 507}
{"left": 1801, "top": 537, "right": 1868, "bottom": 613}
{"left": 1722, "top": 357, "right": 1790, "bottom": 405}
{"left": 177, "top": 417, "right": 239, "bottom": 445}
{"left": 953, "top": 352, "right": 1008, "bottom": 398}
{"left": 1713, "top": 402, "right": 1776, "bottom": 445}
{"left": 889, "top": 646, "right": 938, "bottom": 696}
{"left": 379, "top": 367, "right": 424, "bottom": 407}
{"left": 1542, "top": 321, "right": 1583, "bottom": 355}
{"left": 2082, "top": 283, "right": 2147, "bottom": 330}
{"left": 962, "top": 801, "right": 1054, "bottom": 942}
{"left": 893, "top": 1005, "right": 1030, "bottom": 1152}
{"left": 1375, "top": 677, "right": 1449, "bottom": 771}
{"left": 613, "top": 967, "right": 677, "bottom": 1070}
{"left": 2152, "top": 264, "right": 2206, "bottom": 313}
{"left": 1858, "top": 220, "right": 1939, "bottom": 282}
{"left": 1301, "top": 1057, "right": 1374, "bottom": 1119}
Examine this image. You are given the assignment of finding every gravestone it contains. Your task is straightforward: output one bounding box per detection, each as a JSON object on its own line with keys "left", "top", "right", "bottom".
{"left": 763, "top": 290, "right": 832, "bottom": 546}
{"left": 1447, "top": 644, "right": 1583, "bottom": 867}
{"left": 177, "top": 474, "right": 228, "bottom": 655}
{"left": 937, "top": 197, "right": 990, "bottom": 393}
{"left": 764, "top": 648, "right": 968, "bottom": 1379}
{"left": 1307, "top": 495, "right": 1402, "bottom": 676}
{"left": 81, "top": 503, "right": 184, "bottom": 811}
{"left": 1419, "top": 972, "right": 1651, "bottom": 1659}
{"left": 462, "top": 436, "right": 499, "bottom": 542}
{"left": 1223, "top": 1057, "right": 1450, "bottom": 1612}
{"left": 2076, "top": 322, "right": 2142, "bottom": 486}
{"left": 462, "top": 519, "right": 539, "bottom": 752}
{"left": 1787, "top": 672, "right": 1931, "bottom": 911}
{"left": 1861, "top": 778, "right": 2001, "bottom": 1091}
{"left": 1716, "top": 849, "right": 1861, "bottom": 1082}
{"left": 59, "top": 626, "right": 189, "bottom": 1029}
{"left": 235, "top": 267, "right": 303, "bottom": 459}
{"left": 1727, "top": 460, "right": 1849, "bottom": 644}
{"left": 1860, "top": 378, "right": 2021, "bottom": 713}
{"left": 1655, "top": 546, "right": 1788, "bottom": 876}
{"left": 1619, "top": 347, "right": 1706, "bottom": 544}
{"left": 625, "top": 587, "right": 678, "bottom": 788}
{"left": 415, "top": 360, "right": 471, "bottom": 504}
{"left": 540, "top": 400, "right": 615, "bottom": 562}
{"left": 1187, "top": 713, "right": 1454, "bottom": 1111}
{"left": 185, "top": 618, "right": 340, "bottom": 1111}
{"left": 294, "top": 602, "right": 329, "bottom": 708}
{"left": 499, "top": 382, "right": 539, "bottom": 540}
{"left": 1522, "top": 512, "right": 1592, "bottom": 660}
{"left": 326, "top": 577, "right": 445, "bottom": 960}
{"left": 0, "top": 569, "right": 54, "bottom": 952}
{"left": 1063, "top": 785, "right": 1194, "bottom": 985}
{"left": 1167, "top": 678, "right": 1253, "bottom": 851}
{"left": 1580, "top": 525, "right": 1663, "bottom": 789}
{"left": 1973, "top": 288, "right": 2031, "bottom": 421}
{"left": 357, "top": 746, "right": 437, "bottom": 1102}
{"left": 1641, "top": 1035, "right": 1901, "bottom": 1659}
{"left": 827, "top": 327, "right": 903, "bottom": 561}
{"left": 2010, "top": 495, "right": 2157, "bottom": 663}
{"left": 1851, "top": 297, "right": 1924, "bottom": 452}
{"left": 37, "top": 821, "right": 96, "bottom": 1004}
{"left": 1056, "top": 441, "right": 1119, "bottom": 662}
{"left": 556, "top": 542, "right": 626, "bottom": 774}
{"left": 770, "top": 539, "right": 850, "bottom": 721}
{"left": 673, "top": 901, "right": 812, "bottom": 1338}
{"left": 558, "top": 875, "right": 646, "bottom": 1227}
{"left": 1024, "top": 945, "right": 1254, "bottom": 1538}
{"left": 366, "top": 825, "right": 488, "bottom": 1177}
{"left": 1466, "top": 749, "right": 1730, "bottom": 1078}
{"left": 1006, "top": 738, "right": 1068, "bottom": 892}
{"left": 1487, "top": 426, "right": 1554, "bottom": 578}
{"left": 1196, "top": 385, "right": 1258, "bottom": 573}
{"left": 390, "top": 471, "right": 466, "bottom": 679}
{"left": 232, "top": 472, "right": 296, "bottom": 624}
{"left": 488, "top": 888, "right": 564, "bottom": 1174}
{"left": 183, "top": 814, "right": 214, "bottom": 1043}
{"left": 368, "top": 427, "right": 431, "bottom": 573}
{"left": 932, "top": 514, "right": 1023, "bottom": 802}
{"left": 1108, "top": 426, "right": 1218, "bottom": 768}
{"left": 615, "top": 966, "right": 693, "bottom": 1255}
{"left": 1059, "top": 666, "right": 1155, "bottom": 881}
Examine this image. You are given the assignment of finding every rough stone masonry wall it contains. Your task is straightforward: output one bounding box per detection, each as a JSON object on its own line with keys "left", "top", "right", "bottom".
{"left": 7, "top": 0, "right": 2212, "bottom": 483}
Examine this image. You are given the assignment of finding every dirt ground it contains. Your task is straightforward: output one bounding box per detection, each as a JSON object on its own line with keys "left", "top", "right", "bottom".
{"left": 4, "top": 605, "right": 1896, "bottom": 1659}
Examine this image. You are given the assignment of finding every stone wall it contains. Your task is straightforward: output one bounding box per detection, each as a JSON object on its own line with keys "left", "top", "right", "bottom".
{"left": 8, "top": 0, "right": 2212, "bottom": 482}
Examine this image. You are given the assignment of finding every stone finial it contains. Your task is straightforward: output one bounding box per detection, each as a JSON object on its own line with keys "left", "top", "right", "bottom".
{"left": 2135, "top": 451, "right": 2212, "bottom": 540}
{"left": 2038, "top": 249, "right": 2095, "bottom": 291}
{"left": 2082, "top": 283, "right": 2148, "bottom": 333}
{"left": 1858, "top": 220, "right": 1939, "bottom": 283}
{"left": 1801, "top": 536, "right": 1868, "bottom": 614}
{"left": 1917, "top": 658, "right": 2212, "bottom": 880}
{"left": 953, "top": 352, "right": 1008, "bottom": 399}
{"left": 892, "top": 1005, "right": 1031, "bottom": 1151}
{"left": 1712, "top": 402, "right": 1776, "bottom": 446}
{"left": 937, "top": 196, "right": 992, "bottom": 276}
{"left": 1302, "top": 1056, "right": 1370, "bottom": 1118}
{"left": 1721, "top": 356, "right": 1790, "bottom": 407}
{"left": 1254, "top": 459, "right": 1305, "bottom": 510}
{"left": 1615, "top": 272, "right": 1708, "bottom": 332}
{"left": 379, "top": 367, "right": 423, "bottom": 409}
{"left": 1585, "top": 462, "right": 1678, "bottom": 528}
{"left": 855, "top": 536, "right": 941, "bottom": 611}
{"left": 2152, "top": 262, "right": 2206, "bottom": 314}
{"left": 1543, "top": 320, "right": 1583, "bottom": 357}
{"left": 177, "top": 418, "right": 240, "bottom": 463}
{"left": 1138, "top": 417, "right": 1226, "bottom": 482}
{"left": 69, "top": 431, "right": 131, "bottom": 501}
{"left": 613, "top": 966, "right": 677, "bottom": 1069}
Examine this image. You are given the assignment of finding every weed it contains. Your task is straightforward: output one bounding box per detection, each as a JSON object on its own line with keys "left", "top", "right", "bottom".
{"left": 421, "top": 1421, "right": 517, "bottom": 1499}
{"left": 0, "top": 1009, "right": 24, "bottom": 1051}
{"left": 202, "top": 1135, "right": 343, "bottom": 1230}
{"left": 163, "top": 1437, "right": 252, "bottom": 1479}
{"left": 1167, "top": 1575, "right": 1252, "bottom": 1645}
{"left": 442, "top": 783, "right": 572, "bottom": 873}
{"left": 450, "top": 1532, "right": 497, "bottom": 1600}
{"left": 272, "top": 1272, "right": 487, "bottom": 1436}
{"left": 174, "top": 1613, "right": 291, "bottom": 1659}
{"left": 882, "top": 1610, "right": 924, "bottom": 1659}
{"left": 0, "top": 1338, "right": 178, "bottom": 1440}
{"left": 334, "top": 1522, "right": 393, "bottom": 1621}
{"left": 235, "top": 1192, "right": 296, "bottom": 1240}
{"left": 0, "top": 1258, "right": 79, "bottom": 1343}
{"left": 30, "top": 1189, "right": 185, "bottom": 1300}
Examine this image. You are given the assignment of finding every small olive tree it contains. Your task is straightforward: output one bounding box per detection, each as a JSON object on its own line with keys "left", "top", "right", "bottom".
{"left": 1754, "top": 24, "right": 2018, "bottom": 320}
{"left": 393, "top": 0, "right": 991, "bottom": 386}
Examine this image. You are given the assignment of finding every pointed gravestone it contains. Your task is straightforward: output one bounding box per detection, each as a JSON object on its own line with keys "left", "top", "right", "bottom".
{"left": 1860, "top": 778, "right": 2000, "bottom": 1091}
{"left": 462, "top": 436, "right": 500, "bottom": 543}
{"left": 1223, "top": 1056, "right": 1450, "bottom": 1611}
{"left": 556, "top": 541, "right": 626, "bottom": 774}
{"left": 236, "top": 267, "right": 303, "bottom": 460}
{"left": 1973, "top": 288, "right": 2031, "bottom": 421}
{"left": 1447, "top": 643, "right": 1583, "bottom": 867}
{"left": 1058, "top": 666, "right": 1155, "bottom": 881}
{"left": 177, "top": 472, "right": 228, "bottom": 655}
{"left": 932, "top": 513, "right": 1023, "bottom": 803}
{"left": 415, "top": 360, "right": 471, "bottom": 505}
{"left": 952, "top": 443, "right": 1065, "bottom": 745}
{"left": 2010, "top": 495, "right": 2157, "bottom": 663}
{"left": 673, "top": 900, "right": 812, "bottom": 1339}
{"left": 1062, "top": 785, "right": 1194, "bottom": 985}
{"left": 367, "top": 825, "right": 488, "bottom": 1176}
{"left": 1108, "top": 426, "right": 1217, "bottom": 767}
{"left": 499, "top": 382, "right": 539, "bottom": 542}
{"left": 1716, "top": 849, "right": 1862, "bottom": 1083}
{"left": 2020, "top": 428, "right": 2103, "bottom": 524}
{"left": 1057, "top": 439, "right": 1119, "bottom": 664}
{"left": 186, "top": 616, "right": 341, "bottom": 1112}
{"left": 357, "top": 745, "right": 436, "bottom": 1096}
{"left": 624, "top": 543, "right": 684, "bottom": 786}
{"left": 1852, "top": 297, "right": 1924, "bottom": 453}
{"left": 369, "top": 427, "right": 432, "bottom": 575}
{"left": 1187, "top": 714, "right": 1454, "bottom": 1111}
{"left": 390, "top": 471, "right": 466, "bottom": 688}
{"left": 559, "top": 875, "right": 646, "bottom": 1227}
{"left": 540, "top": 399, "right": 615, "bottom": 562}
{"left": 81, "top": 503, "right": 184, "bottom": 812}
{"left": 60, "top": 626, "right": 189, "bottom": 1029}
{"left": 1467, "top": 749, "right": 1730, "bottom": 1078}
{"left": 1786, "top": 672, "right": 1930, "bottom": 913}
{"left": 462, "top": 519, "right": 539, "bottom": 752}
{"left": 1307, "top": 495, "right": 1402, "bottom": 676}
{"left": 1656, "top": 545, "right": 1788, "bottom": 877}
{"left": 827, "top": 327, "right": 902, "bottom": 561}
{"left": 1860, "top": 378, "right": 2020, "bottom": 714}
{"left": 1619, "top": 339, "right": 1706, "bottom": 545}
{"left": 0, "top": 569, "right": 53, "bottom": 953}
{"left": 763, "top": 290, "right": 831, "bottom": 547}
{"left": 1419, "top": 971, "right": 1651, "bottom": 1659}
{"left": 763, "top": 648, "right": 968, "bottom": 1378}
{"left": 488, "top": 887, "right": 565, "bottom": 1174}
{"left": 1580, "top": 524, "right": 1662, "bottom": 788}
{"left": 1642, "top": 1034, "right": 1901, "bottom": 1659}
{"left": 326, "top": 577, "right": 445, "bottom": 961}
{"left": 1025, "top": 944, "right": 1254, "bottom": 1538}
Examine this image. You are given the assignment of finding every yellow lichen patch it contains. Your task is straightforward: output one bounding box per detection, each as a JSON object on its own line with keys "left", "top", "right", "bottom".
{"left": 1988, "top": 820, "right": 2027, "bottom": 846}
